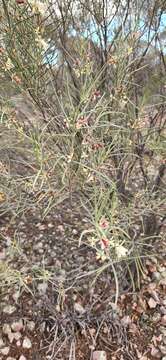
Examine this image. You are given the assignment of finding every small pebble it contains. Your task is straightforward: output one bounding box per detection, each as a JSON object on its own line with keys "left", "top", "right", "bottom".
{"left": 0, "top": 347, "right": 10, "bottom": 355}
{"left": 161, "top": 316, "right": 166, "bottom": 325}
{"left": 150, "top": 347, "right": 161, "bottom": 358}
{"left": 3, "top": 305, "right": 16, "bottom": 315}
{"left": 34, "top": 241, "right": 43, "bottom": 249}
{"left": 38, "top": 248, "right": 44, "bottom": 254}
{"left": 39, "top": 322, "right": 46, "bottom": 333}
{"left": 37, "top": 224, "right": 46, "bottom": 231}
{"left": 19, "top": 356, "right": 27, "bottom": 360}
{"left": 72, "top": 229, "right": 78, "bottom": 235}
{"left": 48, "top": 223, "right": 54, "bottom": 228}
{"left": 74, "top": 302, "right": 86, "bottom": 314}
{"left": 37, "top": 282, "right": 48, "bottom": 294}
{"left": 14, "top": 332, "right": 22, "bottom": 341}
{"left": 160, "top": 327, "right": 166, "bottom": 336}
{"left": 0, "top": 339, "right": 4, "bottom": 348}
{"left": 92, "top": 351, "right": 107, "bottom": 360}
{"left": 0, "top": 250, "right": 6, "bottom": 260}
{"left": 22, "top": 337, "right": 32, "bottom": 349}
{"left": 121, "top": 315, "right": 132, "bottom": 327}
{"left": 159, "top": 345, "right": 166, "bottom": 355}
{"left": 57, "top": 225, "right": 64, "bottom": 232}
{"left": 11, "top": 320, "right": 23, "bottom": 332}
{"left": 3, "top": 324, "right": 11, "bottom": 335}
{"left": 152, "top": 272, "right": 161, "bottom": 281}
{"left": 163, "top": 337, "right": 166, "bottom": 346}
{"left": 160, "top": 306, "right": 166, "bottom": 315}
{"left": 26, "top": 321, "right": 35, "bottom": 332}
{"left": 158, "top": 266, "right": 165, "bottom": 273}
{"left": 161, "top": 271, "right": 166, "bottom": 279}
{"left": 8, "top": 332, "right": 15, "bottom": 343}
{"left": 152, "top": 312, "right": 161, "bottom": 323}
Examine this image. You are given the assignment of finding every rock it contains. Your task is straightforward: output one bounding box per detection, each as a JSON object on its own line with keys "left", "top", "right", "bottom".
{"left": 152, "top": 272, "right": 161, "bottom": 281}
{"left": 37, "top": 282, "right": 48, "bottom": 294}
{"left": 3, "top": 305, "right": 16, "bottom": 314}
{"left": 74, "top": 302, "right": 86, "bottom": 315}
{"left": 148, "top": 297, "right": 158, "bottom": 309}
{"left": 8, "top": 332, "right": 15, "bottom": 343}
{"left": 2, "top": 324, "right": 11, "bottom": 335}
{"left": 16, "top": 340, "right": 21, "bottom": 347}
{"left": 160, "top": 306, "right": 166, "bottom": 315}
{"left": 48, "top": 223, "right": 54, "bottom": 228}
{"left": 161, "top": 271, "right": 166, "bottom": 279}
{"left": 152, "top": 312, "right": 161, "bottom": 323}
{"left": 72, "top": 229, "right": 78, "bottom": 235}
{"left": 14, "top": 332, "right": 22, "bottom": 341}
{"left": 92, "top": 351, "right": 107, "bottom": 360}
{"left": 0, "top": 347, "right": 10, "bottom": 355}
{"left": 22, "top": 337, "right": 32, "bottom": 349}
{"left": 0, "top": 339, "right": 4, "bottom": 348}
{"left": 11, "top": 320, "right": 23, "bottom": 332}
{"left": 26, "top": 321, "right": 35, "bottom": 332}
{"left": 161, "top": 315, "right": 166, "bottom": 325}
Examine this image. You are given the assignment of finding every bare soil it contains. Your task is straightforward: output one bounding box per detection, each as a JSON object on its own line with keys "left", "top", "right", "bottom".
{"left": 0, "top": 201, "right": 166, "bottom": 360}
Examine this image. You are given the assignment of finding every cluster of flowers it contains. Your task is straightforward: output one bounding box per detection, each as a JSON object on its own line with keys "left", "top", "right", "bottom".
{"left": 90, "top": 217, "right": 128, "bottom": 262}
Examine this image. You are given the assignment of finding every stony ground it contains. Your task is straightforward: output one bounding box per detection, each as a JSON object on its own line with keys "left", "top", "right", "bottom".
{"left": 0, "top": 200, "right": 166, "bottom": 360}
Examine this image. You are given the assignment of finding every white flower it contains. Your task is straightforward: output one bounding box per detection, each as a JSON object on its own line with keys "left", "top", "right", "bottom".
{"left": 35, "top": 35, "right": 48, "bottom": 51}
{"left": 29, "top": 0, "right": 48, "bottom": 16}
{"left": 116, "top": 244, "right": 128, "bottom": 259}
{"left": 5, "top": 57, "right": 14, "bottom": 71}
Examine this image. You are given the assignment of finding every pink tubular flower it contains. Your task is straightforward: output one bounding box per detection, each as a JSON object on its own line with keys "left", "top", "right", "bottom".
{"left": 91, "top": 143, "right": 104, "bottom": 150}
{"left": 101, "top": 238, "right": 109, "bottom": 249}
{"left": 99, "top": 217, "right": 109, "bottom": 229}
{"left": 76, "top": 116, "right": 88, "bottom": 129}
{"left": 92, "top": 90, "right": 101, "bottom": 101}
{"left": 16, "top": 0, "right": 26, "bottom": 4}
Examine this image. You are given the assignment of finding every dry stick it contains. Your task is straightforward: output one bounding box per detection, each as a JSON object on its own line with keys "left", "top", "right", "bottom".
{"left": 152, "top": 163, "right": 165, "bottom": 195}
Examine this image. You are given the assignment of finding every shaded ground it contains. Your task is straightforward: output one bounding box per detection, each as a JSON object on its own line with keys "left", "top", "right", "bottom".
{"left": 0, "top": 200, "right": 166, "bottom": 360}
